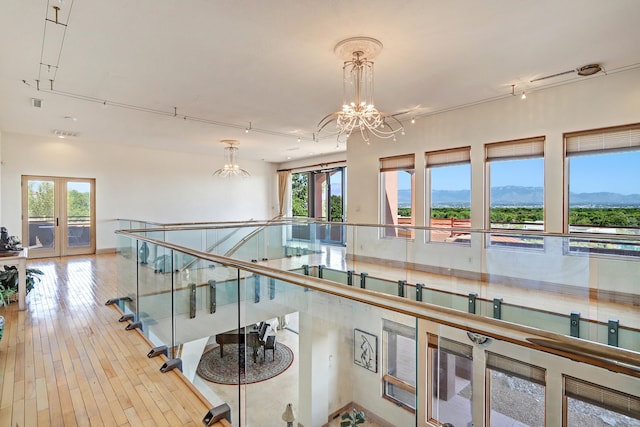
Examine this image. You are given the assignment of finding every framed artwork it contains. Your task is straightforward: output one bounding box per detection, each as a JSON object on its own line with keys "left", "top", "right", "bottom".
{"left": 354, "top": 328, "right": 378, "bottom": 373}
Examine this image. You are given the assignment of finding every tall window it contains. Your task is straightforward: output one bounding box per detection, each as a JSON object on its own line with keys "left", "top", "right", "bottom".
{"left": 486, "top": 137, "right": 545, "bottom": 248}
{"left": 382, "top": 320, "right": 416, "bottom": 411}
{"left": 380, "top": 154, "right": 415, "bottom": 238}
{"left": 565, "top": 124, "right": 640, "bottom": 256}
{"left": 426, "top": 147, "right": 471, "bottom": 244}
{"left": 486, "top": 352, "right": 546, "bottom": 426}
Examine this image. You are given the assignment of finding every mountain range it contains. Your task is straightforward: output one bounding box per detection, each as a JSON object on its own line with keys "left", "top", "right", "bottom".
{"left": 398, "top": 186, "right": 640, "bottom": 207}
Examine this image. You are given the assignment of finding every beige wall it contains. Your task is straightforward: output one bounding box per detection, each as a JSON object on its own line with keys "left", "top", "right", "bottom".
{"left": 0, "top": 132, "right": 278, "bottom": 250}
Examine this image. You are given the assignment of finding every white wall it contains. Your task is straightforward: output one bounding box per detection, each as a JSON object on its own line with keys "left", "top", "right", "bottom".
{"left": 0, "top": 132, "right": 278, "bottom": 250}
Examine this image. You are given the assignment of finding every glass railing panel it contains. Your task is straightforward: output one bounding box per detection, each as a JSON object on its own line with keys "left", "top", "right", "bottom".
{"left": 567, "top": 227, "right": 640, "bottom": 257}
{"left": 136, "top": 243, "right": 174, "bottom": 350}
{"left": 114, "top": 234, "right": 137, "bottom": 314}
{"left": 429, "top": 323, "right": 640, "bottom": 427}
{"left": 203, "top": 226, "right": 252, "bottom": 256}
{"left": 265, "top": 223, "right": 288, "bottom": 260}
{"left": 419, "top": 288, "right": 469, "bottom": 312}
{"left": 225, "top": 226, "right": 263, "bottom": 261}
{"left": 166, "top": 228, "right": 205, "bottom": 257}
{"left": 362, "top": 275, "right": 395, "bottom": 294}
{"left": 318, "top": 266, "right": 348, "bottom": 285}
{"left": 171, "top": 252, "right": 244, "bottom": 411}
{"left": 230, "top": 277, "right": 417, "bottom": 427}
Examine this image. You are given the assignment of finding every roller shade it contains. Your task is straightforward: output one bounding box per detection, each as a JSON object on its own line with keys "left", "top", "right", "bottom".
{"left": 426, "top": 147, "right": 471, "bottom": 168}
{"left": 380, "top": 154, "right": 415, "bottom": 172}
{"left": 564, "top": 376, "right": 640, "bottom": 419}
{"left": 566, "top": 124, "right": 640, "bottom": 157}
{"left": 486, "top": 137, "right": 545, "bottom": 161}
{"left": 427, "top": 336, "right": 473, "bottom": 359}
{"left": 486, "top": 352, "right": 546, "bottom": 385}
{"left": 383, "top": 319, "right": 415, "bottom": 338}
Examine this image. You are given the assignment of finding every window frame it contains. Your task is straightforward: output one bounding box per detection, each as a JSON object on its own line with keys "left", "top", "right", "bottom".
{"left": 425, "top": 147, "right": 471, "bottom": 244}
{"left": 382, "top": 319, "right": 417, "bottom": 412}
{"left": 563, "top": 123, "right": 640, "bottom": 258}
{"left": 379, "top": 154, "right": 416, "bottom": 239}
{"left": 484, "top": 136, "right": 546, "bottom": 250}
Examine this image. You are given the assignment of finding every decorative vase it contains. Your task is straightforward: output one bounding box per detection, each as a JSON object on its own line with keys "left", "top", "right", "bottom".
{"left": 0, "top": 316, "right": 4, "bottom": 342}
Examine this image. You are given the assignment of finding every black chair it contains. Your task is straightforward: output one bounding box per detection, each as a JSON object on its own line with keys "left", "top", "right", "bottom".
{"left": 247, "top": 331, "right": 263, "bottom": 363}
{"left": 264, "top": 335, "right": 276, "bottom": 361}
{"left": 258, "top": 322, "right": 268, "bottom": 341}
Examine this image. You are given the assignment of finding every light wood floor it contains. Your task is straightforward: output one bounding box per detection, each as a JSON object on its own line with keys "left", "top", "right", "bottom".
{"left": 0, "top": 254, "right": 229, "bottom": 427}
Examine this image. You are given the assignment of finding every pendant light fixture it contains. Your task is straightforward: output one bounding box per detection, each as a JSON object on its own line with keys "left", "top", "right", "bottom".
{"left": 212, "top": 140, "right": 250, "bottom": 178}
{"left": 317, "top": 36, "right": 404, "bottom": 144}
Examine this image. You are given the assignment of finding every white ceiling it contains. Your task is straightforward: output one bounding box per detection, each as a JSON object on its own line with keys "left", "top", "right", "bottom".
{"left": 1, "top": 1, "right": 640, "bottom": 164}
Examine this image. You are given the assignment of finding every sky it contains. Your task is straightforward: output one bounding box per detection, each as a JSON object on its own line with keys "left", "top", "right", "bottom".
{"left": 397, "top": 151, "right": 640, "bottom": 195}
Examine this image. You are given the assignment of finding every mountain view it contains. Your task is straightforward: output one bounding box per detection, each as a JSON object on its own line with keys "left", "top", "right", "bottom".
{"left": 398, "top": 186, "right": 640, "bottom": 207}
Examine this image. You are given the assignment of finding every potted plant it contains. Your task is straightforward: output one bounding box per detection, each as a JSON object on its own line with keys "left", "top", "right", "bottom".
{"left": 0, "top": 265, "right": 44, "bottom": 307}
{"left": 340, "top": 408, "right": 366, "bottom": 426}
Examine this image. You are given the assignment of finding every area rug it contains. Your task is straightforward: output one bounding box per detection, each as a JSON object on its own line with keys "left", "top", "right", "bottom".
{"left": 196, "top": 343, "right": 294, "bottom": 385}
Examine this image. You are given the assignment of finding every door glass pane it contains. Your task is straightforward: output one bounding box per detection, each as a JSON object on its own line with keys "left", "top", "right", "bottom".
{"left": 329, "top": 170, "right": 343, "bottom": 222}
{"left": 67, "top": 181, "right": 91, "bottom": 248}
{"left": 431, "top": 349, "right": 473, "bottom": 426}
{"left": 328, "top": 169, "right": 344, "bottom": 243}
{"left": 27, "top": 179, "right": 56, "bottom": 250}
{"left": 291, "top": 172, "right": 309, "bottom": 217}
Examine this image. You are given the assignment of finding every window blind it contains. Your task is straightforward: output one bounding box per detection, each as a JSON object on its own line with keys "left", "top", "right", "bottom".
{"left": 564, "top": 376, "right": 640, "bottom": 419}
{"left": 485, "top": 137, "right": 545, "bottom": 161}
{"left": 382, "top": 319, "right": 415, "bottom": 339}
{"left": 427, "top": 335, "right": 473, "bottom": 359}
{"left": 426, "top": 147, "right": 471, "bottom": 168}
{"left": 486, "top": 352, "right": 546, "bottom": 385}
{"left": 565, "top": 124, "right": 640, "bottom": 157}
{"left": 380, "top": 154, "right": 415, "bottom": 172}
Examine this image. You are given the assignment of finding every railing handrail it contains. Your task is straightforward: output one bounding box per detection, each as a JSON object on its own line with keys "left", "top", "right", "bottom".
{"left": 117, "top": 217, "right": 640, "bottom": 243}
{"left": 115, "top": 229, "right": 640, "bottom": 377}
{"left": 224, "top": 216, "right": 285, "bottom": 257}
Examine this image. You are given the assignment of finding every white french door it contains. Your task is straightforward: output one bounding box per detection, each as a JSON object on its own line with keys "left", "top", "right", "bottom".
{"left": 22, "top": 176, "right": 96, "bottom": 258}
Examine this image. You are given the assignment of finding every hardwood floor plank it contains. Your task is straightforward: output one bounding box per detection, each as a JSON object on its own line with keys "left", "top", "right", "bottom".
{"left": 0, "top": 254, "right": 218, "bottom": 427}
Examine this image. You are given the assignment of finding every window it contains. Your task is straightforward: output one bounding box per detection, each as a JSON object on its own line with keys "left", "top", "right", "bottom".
{"left": 380, "top": 154, "right": 415, "bottom": 238}
{"left": 486, "top": 137, "right": 545, "bottom": 248}
{"left": 564, "top": 376, "right": 640, "bottom": 426}
{"left": 565, "top": 124, "right": 640, "bottom": 257}
{"left": 382, "top": 319, "right": 416, "bottom": 411}
{"left": 426, "top": 147, "right": 471, "bottom": 244}
{"left": 486, "top": 352, "right": 546, "bottom": 426}
{"left": 428, "top": 335, "right": 473, "bottom": 426}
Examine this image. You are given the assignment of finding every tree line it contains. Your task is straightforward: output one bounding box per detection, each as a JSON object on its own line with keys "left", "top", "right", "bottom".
{"left": 400, "top": 207, "right": 640, "bottom": 227}
{"left": 28, "top": 182, "right": 90, "bottom": 219}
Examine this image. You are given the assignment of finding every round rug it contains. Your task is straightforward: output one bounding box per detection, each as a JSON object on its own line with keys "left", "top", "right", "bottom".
{"left": 197, "top": 342, "right": 294, "bottom": 385}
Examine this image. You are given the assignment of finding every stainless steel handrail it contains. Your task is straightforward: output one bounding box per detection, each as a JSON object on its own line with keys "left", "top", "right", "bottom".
{"left": 115, "top": 230, "right": 640, "bottom": 377}
{"left": 118, "top": 217, "right": 640, "bottom": 243}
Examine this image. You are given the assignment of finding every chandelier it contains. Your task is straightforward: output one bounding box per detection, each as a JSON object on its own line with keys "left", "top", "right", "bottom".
{"left": 212, "top": 140, "right": 250, "bottom": 178}
{"left": 317, "top": 37, "right": 404, "bottom": 144}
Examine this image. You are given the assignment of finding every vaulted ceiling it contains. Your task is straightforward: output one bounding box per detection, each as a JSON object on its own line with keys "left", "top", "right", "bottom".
{"left": 1, "top": 1, "right": 639, "bottom": 163}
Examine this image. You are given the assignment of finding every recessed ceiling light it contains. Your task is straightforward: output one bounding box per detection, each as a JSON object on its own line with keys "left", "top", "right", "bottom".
{"left": 63, "top": 116, "right": 78, "bottom": 121}
{"left": 53, "top": 130, "right": 78, "bottom": 138}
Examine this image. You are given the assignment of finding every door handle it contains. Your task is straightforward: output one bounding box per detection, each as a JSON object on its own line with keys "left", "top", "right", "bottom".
{"left": 56, "top": 218, "right": 59, "bottom": 226}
